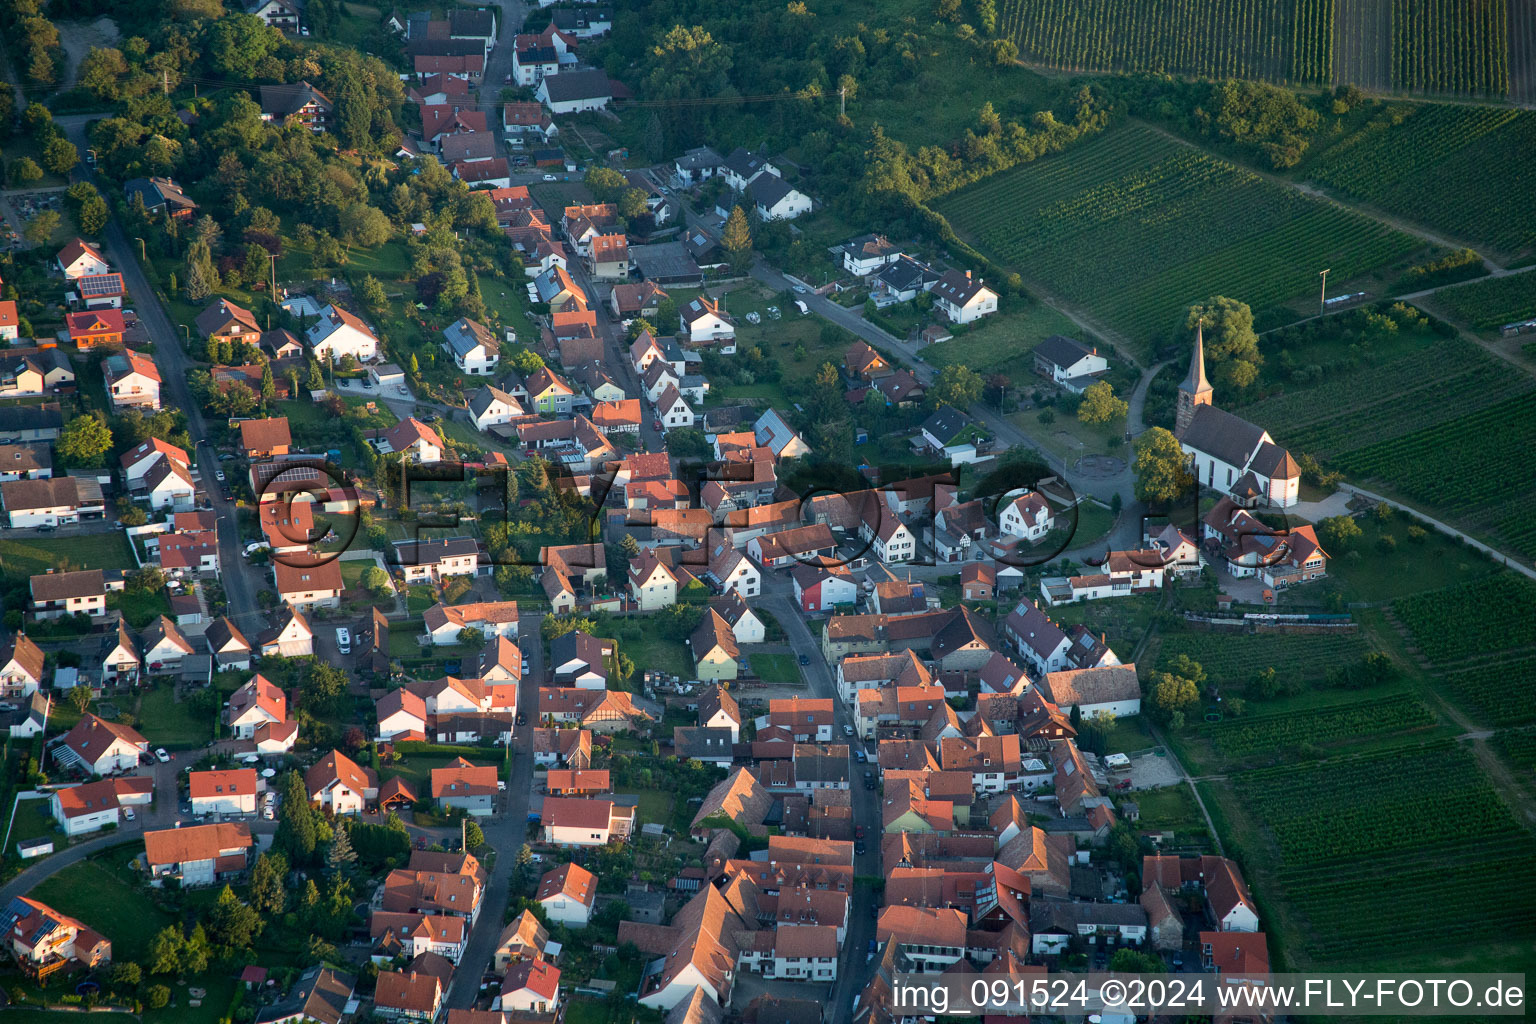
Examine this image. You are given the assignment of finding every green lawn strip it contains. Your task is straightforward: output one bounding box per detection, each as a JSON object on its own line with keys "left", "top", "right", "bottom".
{"left": 108, "top": 588, "right": 172, "bottom": 630}
{"left": 1095, "top": 714, "right": 1153, "bottom": 754}
{"left": 748, "top": 653, "right": 799, "bottom": 684}
{"left": 618, "top": 788, "right": 674, "bottom": 828}
{"left": 7, "top": 795, "right": 60, "bottom": 849}
{"left": 0, "top": 533, "right": 136, "bottom": 581}
{"left": 1126, "top": 784, "right": 1207, "bottom": 836}
{"left": 381, "top": 750, "right": 483, "bottom": 789}
{"left": 29, "top": 859, "right": 173, "bottom": 963}
{"left": 136, "top": 684, "right": 213, "bottom": 749}
{"left": 924, "top": 302, "right": 1083, "bottom": 376}
{"left": 1318, "top": 515, "right": 1504, "bottom": 604}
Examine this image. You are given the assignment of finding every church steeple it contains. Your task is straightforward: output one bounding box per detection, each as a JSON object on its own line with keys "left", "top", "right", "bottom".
{"left": 1176, "top": 319, "right": 1214, "bottom": 436}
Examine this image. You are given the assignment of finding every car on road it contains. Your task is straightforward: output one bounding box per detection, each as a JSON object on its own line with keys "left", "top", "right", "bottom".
{"left": 336, "top": 627, "right": 351, "bottom": 654}
{"left": 262, "top": 805, "right": 275, "bottom": 820}
{"left": 215, "top": 469, "right": 226, "bottom": 482}
{"left": 155, "top": 748, "right": 170, "bottom": 763}
{"left": 123, "top": 807, "right": 135, "bottom": 821}
{"left": 855, "top": 748, "right": 866, "bottom": 762}
{"left": 854, "top": 825, "right": 865, "bottom": 839}
{"left": 37, "top": 524, "right": 54, "bottom": 533}
{"left": 516, "top": 712, "right": 527, "bottom": 726}
{"left": 543, "top": 173, "right": 557, "bottom": 181}
{"left": 362, "top": 378, "right": 374, "bottom": 388}
{"left": 855, "top": 840, "right": 866, "bottom": 855}
{"left": 217, "top": 452, "right": 235, "bottom": 461}
{"left": 863, "top": 769, "right": 876, "bottom": 790}
{"left": 792, "top": 285, "right": 809, "bottom": 294}
{"left": 798, "top": 654, "right": 810, "bottom": 666}
{"left": 842, "top": 724, "right": 855, "bottom": 738}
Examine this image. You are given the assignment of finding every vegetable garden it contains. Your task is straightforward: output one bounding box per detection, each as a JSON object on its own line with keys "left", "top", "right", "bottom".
{"left": 1231, "top": 741, "right": 1536, "bottom": 963}
{"left": 1158, "top": 628, "right": 1370, "bottom": 684}
{"left": 1306, "top": 105, "right": 1536, "bottom": 259}
{"left": 1393, "top": 575, "right": 1536, "bottom": 664}
{"left": 994, "top": 0, "right": 1332, "bottom": 83}
{"left": 1207, "top": 693, "right": 1435, "bottom": 758}
{"left": 1391, "top": 0, "right": 1509, "bottom": 95}
{"left": 1334, "top": 394, "right": 1536, "bottom": 558}
{"left": 1433, "top": 269, "right": 1536, "bottom": 328}
{"left": 935, "top": 126, "right": 1421, "bottom": 355}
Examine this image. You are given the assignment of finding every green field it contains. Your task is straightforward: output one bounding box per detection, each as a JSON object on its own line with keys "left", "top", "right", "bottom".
{"left": 1435, "top": 657, "right": 1536, "bottom": 727}
{"left": 935, "top": 125, "right": 1422, "bottom": 355}
{"left": 1490, "top": 728, "right": 1536, "bottom": 772}
{"left": 996, "top": 0, "right": 1332, "bottom": 84}
{"left": 1433, "top": 269, "right": 1536, "bottom": 327}
{"left": 1205, "top": 692, "right": 1436, "bottom": 759}
{"left": 1221, "top": 741, "right": 1536, "bottom": 966}
{"left": 1308, "top": 106, "right": 1535, "bottom": 258}
{"left": 922, "top": 302, "right": 1081, "bottom": 377}
{"left": 749, "top": 653, "right": 799, "bottom": 684}
{"left": 1394, "top": 574, "right": 1536, "bottom": 665}
{"left": 0, "top": 532, "right": 135, "bottom": 581}
{"left": 1157, "top": 627, "right": 1371, "bottom": 686}
{"left": 136, "top": 684, "right": 216, "bottom": 748}
{"left": 30, "top": 858, "right": 174, "bottom": 963}
{"left": 1391, "top": 0, "right": 1509, "bottom": 96}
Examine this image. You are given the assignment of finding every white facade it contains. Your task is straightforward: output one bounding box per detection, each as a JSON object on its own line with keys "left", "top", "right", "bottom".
{"left": 999, "top": 493, "right": 1055, "bottom": 541}
{"left": 191, "top": 790, "right": 257, "bottom": 816}
{"left": 539, "top": 891, "right": 590, "bottom": 928}
{"left": 307, "top": 305, "right": 379, "bottom": 363}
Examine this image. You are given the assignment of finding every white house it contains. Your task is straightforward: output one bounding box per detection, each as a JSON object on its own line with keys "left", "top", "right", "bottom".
{"left": 678, "top": 297, "right": 734, "bottom": 348}
{"left": 141, "top": 616, "right": 195, "bottom": 674}
{"left": 376, "top": 688, "right": 428, "bottom": 742}
{"left": 307, "top": 305, "right": 379, "bottom": 363}
{"left": 120, "top": 438, "right": 190, "bottom": 489}
{"left": 305, "top": 749, "right": 378, "bottom": 816}
{"left": 56, "top": 239, "right": 110, "bottom": 280}
{"left": 0, "top": 634, "right": 45, "bottom": 698}
{"left": 143, "top": 458, "right": 196, "bottom": 511}
{"left": 497, "top": 960, "right": 561, "bottom": 1015}
{"left": 50, "top": 777, "right": 153, "bottom": 836}
{"left": 750, "top": 174, "right": 813, "bottom": 221}
{"left": 999, "top": 490, "right": 1055, "bottom": 542}
{"left": 535, "top": 69, "right": 612, "bottom": 114}
{"left": 380, "top": 418, "right": 444, "bottom": 464}
{"left": 227, "top": 674, "right": 286, "bottom": 738}
{"left": 189, "top": 768, "right": 260, "bottom": 816}
{"left": 842, "top": 234, "right": 900, "bottom": 277}
{"left": 469, "top": 385, "right": 524, "bottom": 431}
{"left": 541, "top": 797, "right": 634, "bottom": 847}
{"left": 258, "top": 610, "right": 314, "bottom": 658}
{"left": 104, "top": 350, "right": 161, "bottom": 411}
{"left": 931, "top": 270, "right": 998, "bottom": 325}
{"left": 1032, "top": 335, "right": 1108, "bottom": 393}
{"left": 536, "top": 863, "right": 597, "bottom": 927}
{"left": 655, "top": 386, "right": 694, "bottom": 431}
{"left": 1041, "top": 665, "right": 1141, "bottom": 719}
{"left": 628, "top": 551, "right": 678, "bottom": 612}
{"left": 52, "top": 714, "right": 148, "bottom": 776}
{"left": 442, "top": 318, "right": 500, "bottom": 375}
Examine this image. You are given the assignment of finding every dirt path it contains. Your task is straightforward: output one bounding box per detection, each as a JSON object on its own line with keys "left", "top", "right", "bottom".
{"left": 56, "top": 16, "right": 120, "bottom": 92}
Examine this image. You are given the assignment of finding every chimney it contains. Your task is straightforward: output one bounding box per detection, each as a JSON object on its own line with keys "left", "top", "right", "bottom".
{"left": 965, "top": 270, "right": 972, "bottom": 280}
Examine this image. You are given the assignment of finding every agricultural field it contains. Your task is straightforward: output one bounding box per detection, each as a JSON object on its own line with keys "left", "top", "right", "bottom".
{"left": 994, "top": 0, "right": 1331, "bottom": 84}
{"left": 1305, "top": 105, "right": 1536, "bottom": 260}
{"left": 1225, "top": 741, "right": 1536, "bottom": 965}
{"left": 1391, "top": 0, "right": 1509, "bottom": 95}
{"left": 1333, "top": 393, "right": 1536, "bottom": 558}
{"left": 1435, "top": 656, "right": 1536, "bottom": 727}
{"left": 1490, "top": 728, "right": 1536, "bottom": 773}
{"left": 1432, "top": 269, "right": 1536, "bottom": 328}
{"left": 1393, "top": 574, "right": 1536, "bottom": 664}
{"left": 1205, "top": 692, "right": 1435, "bottom": 759}
{"left": 1157, "top": 627, "right": 1371, "bottom": 685}
{"left": 935, "top": 125, "right": 1422, "bottom": 356}
{"left": 1237, "top": 337, "right": 1532, "bottom": 459}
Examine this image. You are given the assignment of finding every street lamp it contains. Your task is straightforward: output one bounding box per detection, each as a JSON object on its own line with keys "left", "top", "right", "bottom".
{"left": 1318, "top": 268, "right": 1330, "bottom": 315}
{"left": 133, "top": 237, "right": 146, "bottom": 262}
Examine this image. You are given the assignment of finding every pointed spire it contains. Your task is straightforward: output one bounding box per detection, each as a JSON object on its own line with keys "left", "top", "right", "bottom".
{"left": 1182, "top": 317, "right": 1213, "bottom": 398}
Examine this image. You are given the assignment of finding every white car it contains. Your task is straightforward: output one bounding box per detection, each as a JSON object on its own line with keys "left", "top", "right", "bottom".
{"left": 336, "top": 627, "right": 351, "bottom": 654}
{"left": 123, "top": 808, "right": 135, "bottom": 821}
{"left": 154, "top": 748, "right": 170, "bottom": 763}
{"left": 543, "top": 173, "right": 557, "bottom": 181}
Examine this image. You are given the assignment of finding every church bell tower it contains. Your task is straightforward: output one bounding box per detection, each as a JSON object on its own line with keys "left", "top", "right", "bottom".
{"left": 1176, "top": 319, "right": 1214, "bottom": 437}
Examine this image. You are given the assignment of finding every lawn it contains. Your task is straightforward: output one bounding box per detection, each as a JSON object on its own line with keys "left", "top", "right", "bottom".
{"left": 6, "top": 795, "right": 60, "bottom": 850}
{"left": 381, "top": 749, "right": 484, "bottom": 790}
{"left": 607, "top": 622, "right": 692, "bottom": 681}
{"left": 1094, "top": 713, "right": 1152, "bottom": 755}
{"left": 748, "top": 654, "right": 799, "bottom": 684}
{"left": 530, "top": 182, "right": 596, "bottom": 220}
{"left": 621, "top": 788, "right": 675, "bottom": 829}
{"left": 1317, "top": 514, "right": 1503, "bottom": 605}
{"left": 30, "top": 858, "right": 173, "bottom": 963}
{"left": 136, "top": 683, "right": 214, "bottom": 749}
{"left": 0, "top": 532, "right": 134, "bottom": 581}
{"left": 340, "top": 558, "right": 383, "bottom": 591}
{"left": 108, "top": 587, "right": 172, "bottom": 629}
{"left": 923, "top": 301, "right": 1083, "bottom": 376}
{"left": 1129, "top": 784, "right": 1208, "bottom": 836}
{"left": 1045, "top": 590, "right": 1158, "bottom": 656}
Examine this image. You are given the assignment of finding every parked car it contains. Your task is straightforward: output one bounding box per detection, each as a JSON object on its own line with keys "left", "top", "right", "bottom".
{"left": 155, "top": 748, "right": 170, "bottom": 763}
{"left": 798, "top": 654, "right": 810, "bottom": 666}
{"left": 215, "top": 469, "right": 225, "bottom": 482}
{"left": 842, "top": 724, "right": 855, "bottom": 738}
{"left": 543, "top": 173, "right": 557, "bottom": 181}
{"left": 855, "top": 840, "right": 866, "bottom": 855}
{"left": 123, "top": 807, "right": 135, "bottom": 821}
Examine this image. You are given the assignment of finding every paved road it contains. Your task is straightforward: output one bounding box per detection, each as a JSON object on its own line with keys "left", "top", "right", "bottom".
{"left": 446, "top": 611, "right": 542, "bottom": 1010}
{"left": 57, "top": 115, "right": 270, "bottom": 636}
{"left": 760, "top": 590, "right": 875, "bottom": 1024}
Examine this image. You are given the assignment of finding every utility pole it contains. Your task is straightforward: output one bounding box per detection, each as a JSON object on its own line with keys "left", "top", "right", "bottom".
{"left": 840, "top": 84, "right": 846, "bottom": 118}
{"left": 162, "top": 68, "right": 168, "bottom": 95}
{"left": 1318, "top": 268, "right": 1330, "bottom": 315}
{"left": 269, "top": 252, "right": 278, "bottom": 298}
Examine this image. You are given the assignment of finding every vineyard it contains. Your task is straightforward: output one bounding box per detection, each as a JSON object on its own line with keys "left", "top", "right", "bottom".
{"left": 1391, "top": 0, "right": 1509, "bottom": 95}
{"left": 1207, "top": 693, "right": 1434, "bottom": 758}
{"left": 1231, "top": 741, "right": 1536, "bottom": 963}
{"left": 1433, "top": 269, "right": 1536, "bottom": 327}
{"left": 1306, "top": 105, "right": 1536, "bottom": 259}
{"left": 1436, "top": 656, "right": 1536, "bottom": 727}
{"left": 1333, "top": 393, "right": 1536, "bottom": 558}
{"left": 935, "top": 126, "right": 1421, "bottom": 355}
{"left": 1158, "top": 628, "right": 1369, "bottom": 683}
{"left": 1393, "top": 575, "right": 1536, "bottom": 664}
{"left": 1490, "top": 728, "right": 1536, "bottom": 772}
{"left": 994, "top": 0, "right": 1327, "bottom": 83}
{"left": 1237, "top": 338, "right": 1531, "bottom": 458}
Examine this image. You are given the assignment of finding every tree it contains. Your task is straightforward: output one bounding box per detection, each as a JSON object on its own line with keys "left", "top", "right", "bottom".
{"left": 145, "top": 985, "right": 171, "bottom": 1010}
{"left": 127, "top": 567, "right": 168, "bottom": 594}
{"left": 148, "top": 925, "right": 185, "bottom": 974}
{"left": 42, "top": 137, "right": 78, "bottom": 176}
{"left": 8, "top": 157, "right": 42, "bottom": 187}
{"left": 457, "top": 627, "right": 485, "bottom": 647}
{"left": 1318, "top": 514, "right": 1363, "bottom": 552}
{"left": 929, "top": 364, "right": 983, "bottom": 409}
{"left": 57, "top": 414, "right": 113, "bottom": 468}
{"left": 78, "top": 47, "right": 128, "bottom": 101}
{"left": 207, "top": 13, "right": 281, "bottom": 78}
{"left": 665, "top": 427, "right": 711, "bottom": 461}
{"left": 275, "top": 769, "right": 318, "bottom": 862}
{"left": 248, "top": 851, "right": 287, "bottom": 914}
{"left": 68, "top": 685, "right": 92, "bottom": 714}
{"left": 1186, "top": 297, "right": 1261, "bottom": 389}
{"left": 207, "top": 885, "right": 263, "bottom": 952}
{"left": 721, "top": 206, "right": 753, "bottom": 274}
{"left": 462, "top": 819, "right": 485, "bottom": 851}
{"left": 1077, "top": 380, "right": 1128, "bottom": 423}
{"left": 326, "top": 826, "right": 357, "bottom": 875}
{"left": 260, "top": 363, "right": 276, "bottom": 404}
{"left": 359, "top": 275, "right": 388, "bottom": 314}
{"left": 23, "top": 210, "right": 59, "bottom": 245}
{"left": 619, "top": 187, "right": 649, "bottom": 221}
{"left": 184, "top": 241, "right": 216, "bottom": 302}
{"left": 361, "top": 565, "right": 391, "bottom": 596}
{"left": 339, "top": 203, "right": 392, "bottom": 249}
{"left": 1109, "top": 949, "right": 1165, "bottom": 973}
{"left": 1149, "top": 670, "right": 1201, "bottom": 722}
{"left": 1133, "top": 427, "right": 1193, "bottom": 504}
{"left": 542, "top": 614, "right": 596, "bottom": 642}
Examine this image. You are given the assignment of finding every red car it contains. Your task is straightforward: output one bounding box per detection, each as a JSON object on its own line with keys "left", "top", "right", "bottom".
{"left": 854, "top": 825, "right": 866, "bottom": 839}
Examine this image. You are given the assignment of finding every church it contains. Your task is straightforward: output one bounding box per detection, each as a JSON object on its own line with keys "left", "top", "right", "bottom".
{"left": 1174, "top": 324, "right": 1299, "bottom": 509}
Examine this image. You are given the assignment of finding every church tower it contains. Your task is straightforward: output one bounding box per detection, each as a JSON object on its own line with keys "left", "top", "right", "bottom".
{"left": 1176, "top": 319, "right": 1214, "bottom": 437}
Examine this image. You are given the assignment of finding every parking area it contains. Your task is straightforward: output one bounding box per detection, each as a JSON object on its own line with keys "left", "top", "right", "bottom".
{"left": 1118, "top": 750, "right": 1184, "bottom": 791}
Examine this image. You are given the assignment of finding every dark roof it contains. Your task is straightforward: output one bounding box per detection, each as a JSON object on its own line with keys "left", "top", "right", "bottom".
{"left": 672, "top": 726, "right": 735, "bottom": 760}
{"left": 1031, "top": 334, "right": 1094, "bottom": 370}
{"left": 1179, "top": 404, "right": 1268, "bottom": 470}
{"left": 540, "top": 69, "right": 612, "bottom": 103}
{"left": 254, "top": 967, "right": 356, "bottom": 1024}
{"left": 920, "top": 406, "right": 970, "bottom": 446}
{"left": 876, "top": 255, "right": 936, "bottom": 292}
{"left": 749, "top": 173, "right": 796, "bottom": 209}
{"left": 0, "top": 405, "right": 62, "bottom": 432}
{"left": 932, "top": 269, "right": 991, "bottom": 307}
{"left": 723, "top": 148, "right": 771, "bottom": 179}
{"left": 259, "top": 81, "right": 332, "bottom": 118}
